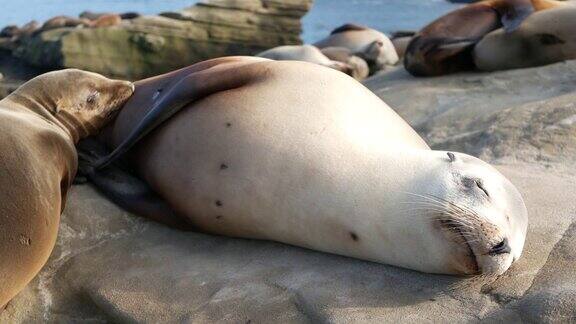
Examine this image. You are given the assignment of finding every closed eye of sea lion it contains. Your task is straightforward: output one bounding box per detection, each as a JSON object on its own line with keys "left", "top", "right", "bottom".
{"left": 404, "top": 0, "right": 564, "bottom": 76}
{"left": 0, "top": 69, "right": 133, "bottom": 307}
{"left": 79, "top": 57, "right": 528, "bottom": 276}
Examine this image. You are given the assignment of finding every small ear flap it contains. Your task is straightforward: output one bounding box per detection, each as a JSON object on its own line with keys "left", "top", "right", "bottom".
{"left": 447, "top": 152, "right": 457, "bottom": 163}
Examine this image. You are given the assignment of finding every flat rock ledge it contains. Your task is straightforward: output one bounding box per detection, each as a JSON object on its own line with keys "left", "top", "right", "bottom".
{"left": 2, "top": 61, "right": 576, "bottom": 323}
{"left": 11, "top": 0, "right": 313, "bottom": 79}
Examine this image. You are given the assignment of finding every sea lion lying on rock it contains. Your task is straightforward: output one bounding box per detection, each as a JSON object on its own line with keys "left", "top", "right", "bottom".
{"left": 474, "top": 6, "right": 576, "bottom": 71}
{"left": 257, "top": 45, "right": 365, "bottom": 80}
{"left": 40, "top": 16, "right": 93, "bottom": 32}
{"left": 0, "top": 70, "right": 133, "bottom": 307}
{"left": 315, "top": 24, "right": 399, "bottom": 74}
{"left": 320, "top": 47, "right": 370, "bottom": 80}
{"left": 405, "top": 0, "right": 565, "bottom": 76}
{"left": 78, "top": 57, "right": 528, "bottom": 276}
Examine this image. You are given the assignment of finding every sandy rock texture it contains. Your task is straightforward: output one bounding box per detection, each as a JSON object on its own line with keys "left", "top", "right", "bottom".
{"left": 2, "top": 61, "right": 576, "bottom": 323}
{"left": 10, "top": 0, "right": 313, "bottom": 79}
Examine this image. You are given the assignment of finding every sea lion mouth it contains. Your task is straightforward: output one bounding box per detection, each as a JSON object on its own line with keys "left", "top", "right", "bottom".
{"left": 439, "top": 219, "right": 480, "bottom": 275}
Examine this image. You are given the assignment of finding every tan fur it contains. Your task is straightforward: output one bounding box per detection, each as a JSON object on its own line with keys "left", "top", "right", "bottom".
{"left": 91, "top": 14, "right": 122, "bottom": 28}
{"left": 103, "top": 57, "right": 527, "bottom": 276}
{"left": 0, "top": 69, "right": 133, "bottom": 306}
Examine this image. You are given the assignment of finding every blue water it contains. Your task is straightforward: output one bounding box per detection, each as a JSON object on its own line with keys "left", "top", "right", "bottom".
{"left": 0, "top": 0, "right": 461, "bottom": 43}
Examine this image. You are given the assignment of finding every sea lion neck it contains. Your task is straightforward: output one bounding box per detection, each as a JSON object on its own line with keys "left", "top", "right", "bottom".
{"left": 2, "top": 88, "right": 87, "bottom": 143}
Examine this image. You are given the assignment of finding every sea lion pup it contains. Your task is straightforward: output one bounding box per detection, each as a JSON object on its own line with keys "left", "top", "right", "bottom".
{"left": 257, "top": 45, "right": 355, "bottom": 77}
{"left": 320, "top": 47, "right": 370, "bottom": 80}
{"left": 314, "top": 24, "right": 399, "bottom": 74}
{"left": 78, "top": 57, "right": 528, "bottom": 276}
{"left": 404, "top": 0, "right": 565, "bottom": 76}
{"left": 0, "top": 70, "right": 133, "bottom": 307}
{"left": 474, "top": 6, "right": 576, "bottom": 71}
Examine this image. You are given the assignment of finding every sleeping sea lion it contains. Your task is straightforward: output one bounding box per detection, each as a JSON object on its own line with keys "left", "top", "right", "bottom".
{"left": 404, "top": 0, "right": 565, "bottom": 76}
{"left": 474, "top": 5, "right": 576, "bottom": 71}
{"left": 78, "top": 57, "right": 528, "bottom": 276}
{"left": 314, "top": 24, "right": 399, "bottom": 74}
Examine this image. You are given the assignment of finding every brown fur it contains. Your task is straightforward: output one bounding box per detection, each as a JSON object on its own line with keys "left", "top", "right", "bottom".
{"left": 91, "top": 14, "right": 122, "bottom": 28}
{"left": 404, "top": 0, "right": 563, "bottom": 76}
{"left": 41, "top": 16, "right": 92, "bottom": 32}
{"left": 0, "top": 70, "right": 133, "bottom": 307}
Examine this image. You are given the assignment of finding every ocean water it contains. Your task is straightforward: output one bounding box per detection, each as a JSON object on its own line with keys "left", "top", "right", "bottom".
{"left": 0, "top": 0, "right": 461, "bottom": 43}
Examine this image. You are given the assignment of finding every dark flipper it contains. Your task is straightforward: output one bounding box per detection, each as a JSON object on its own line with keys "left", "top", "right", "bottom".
{"left": 77, "top": 137, "right": 194, "bottom": 231}
{"left": 95, "top": 56, "right": 267, "bottom": 170}
{"left": 496, "top": 0, "right": 535, "bottom": 33}
{"left": 79, "top": 57, "right": 268, "bottom": 228}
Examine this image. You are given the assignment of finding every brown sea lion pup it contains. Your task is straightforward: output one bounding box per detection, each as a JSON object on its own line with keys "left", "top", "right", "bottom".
{"left": 474, "top": 5, "right": 576, "bottom": 71}
{"left": 320, "top": 46, "right": 370, "bottom": 80}
{"left": 77, "top": 57, "right": 528, "bottom": 276}
{"left": 40, "top": 16, "right": 92, "bottom": 33}
{"left": 404, "top": 0, "right": 565, "bottom": 76}
{"left": 314, "top": 23, "right": 399, "bottom": 74}
{"left": 0, "top": 69, "right": 133, "bottom": 307}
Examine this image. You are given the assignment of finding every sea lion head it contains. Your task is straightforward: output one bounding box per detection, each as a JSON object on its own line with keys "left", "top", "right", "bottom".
{"left": 410, "top": 151, "right": 528, "bottom": 276}
{"left": 10, "top": 69, "right": 134, "bottom": 142}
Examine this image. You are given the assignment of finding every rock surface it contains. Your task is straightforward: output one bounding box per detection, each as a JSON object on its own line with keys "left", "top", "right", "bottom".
{"left": 11, "top": 0, "right": 313, "bottom": 79}
{"left": 2, "top": 60, "right": 576, "bottom": 323}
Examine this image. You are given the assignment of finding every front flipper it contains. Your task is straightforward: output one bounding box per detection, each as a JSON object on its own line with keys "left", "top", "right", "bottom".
{"left": 496, "top": 0, "right": 535, "bottom": 33}
{"left": 95, "top": 56, "right": 270, "bottom": 170}
{"left": 77, "top": 138, "right": 194, "bottom": 231}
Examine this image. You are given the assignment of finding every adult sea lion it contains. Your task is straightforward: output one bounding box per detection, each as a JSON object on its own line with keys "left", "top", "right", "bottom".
{"left": 79, "top": 57, "right": 528, "bottom": 276}
{"left": 404, "top": 0, "right": 565, "bottom": 76}
{"left": 0, "top": 70, "right": 133, "bottom": 307}
{"left": 314, "top": 24, "right": 399, "bottom": 74}
{"left": 256, "top": 45, "right": 354, "bottom": 77}
{"left": 40, "top": 16, "right": 92, "bottom": 33}
{"left": 474, "top": 6, "right": 576, "bottom": 71}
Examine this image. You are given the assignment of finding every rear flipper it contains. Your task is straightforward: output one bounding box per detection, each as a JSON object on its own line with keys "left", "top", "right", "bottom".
{"left": 76, "top": 137, "right": 194, "bottom": 231}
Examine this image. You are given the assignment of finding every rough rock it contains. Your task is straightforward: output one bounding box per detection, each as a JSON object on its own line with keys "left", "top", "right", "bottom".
{"left": 12, "top": 0, "right": 313, "bottom": 79}
{"left": 2, "top": 61, "right": 576, "bottom": 322}
{"left": 365, "top": 60, "right": 576, "bottom": 166}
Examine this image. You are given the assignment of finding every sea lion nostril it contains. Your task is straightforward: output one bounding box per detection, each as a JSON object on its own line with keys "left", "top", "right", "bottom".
{"left": 489, "top": 238, "right": 511, "bottom": 256}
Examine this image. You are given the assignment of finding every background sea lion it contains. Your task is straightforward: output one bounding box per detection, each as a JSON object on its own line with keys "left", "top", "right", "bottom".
{"left": 90, "top": 14, "right": 122, "bottom": 28}
{"left": 404, "top": 0, "right": 564, "bottom": 76}
{"left": 40, "top": 16, "right": 92, "bottom": 33}
{"left": 314, "top": 23, "right": 399, "bottom": 75}
{"left": 321, "top": 46, "right": 370, "bottom": 80}
{"left": 0, "top": 70, "right": 133, "bottom": 307}
{"left": 474, "top": 6, "right": 576, "bottom": 71}
{"left": 79, "top": 57, "right": 528, "bottom": 276}
{"left": 256, "top": 45, "right": 355, "bottom": 78}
